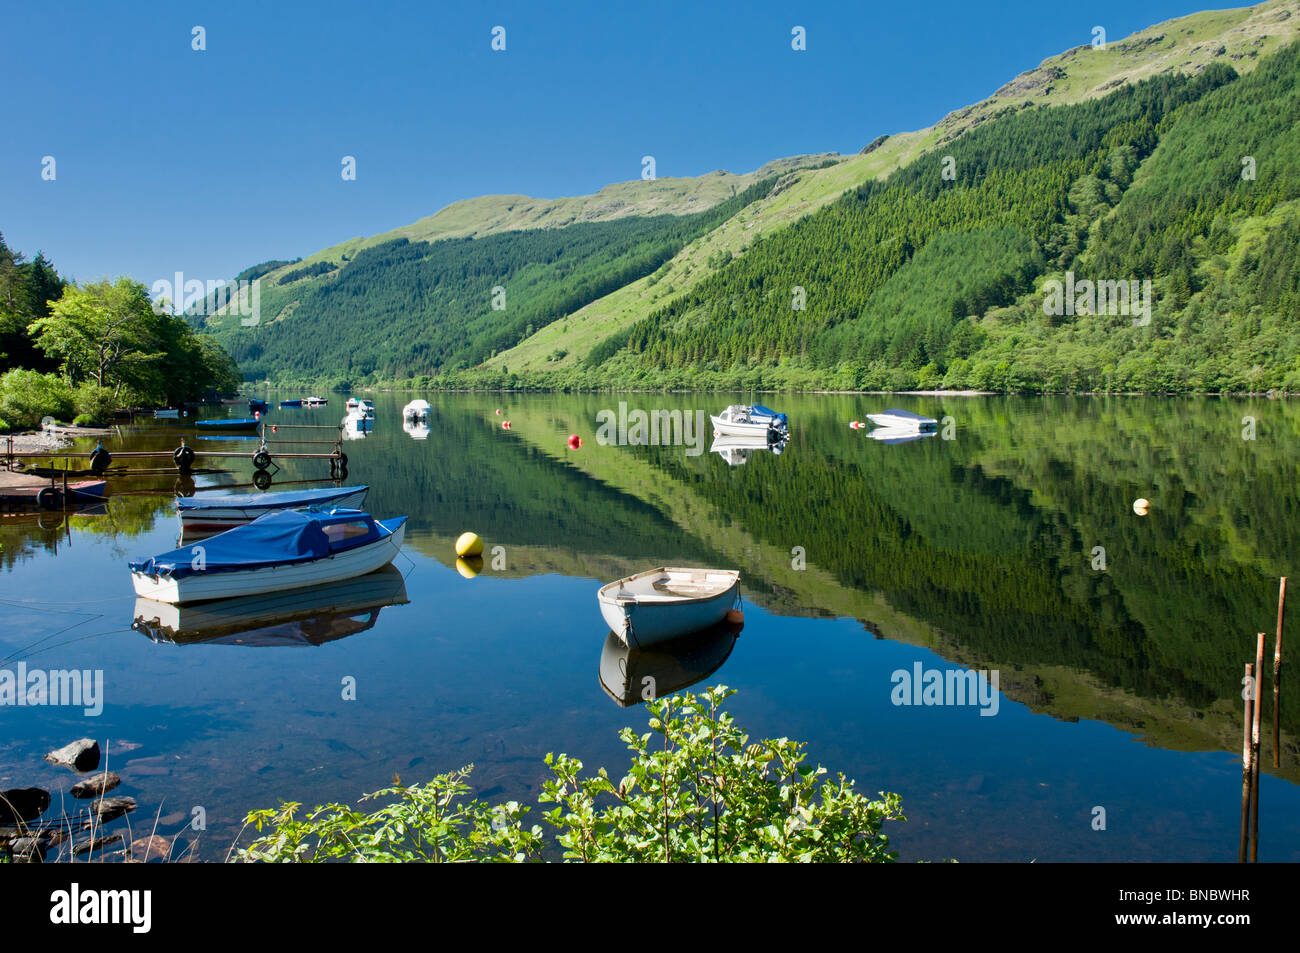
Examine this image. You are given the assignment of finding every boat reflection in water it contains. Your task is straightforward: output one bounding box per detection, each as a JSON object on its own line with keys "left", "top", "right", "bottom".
{"left": 131, "top": 564, "right": 409, "bottom": 647}
{"left": 597, "top": 618, "right": 742, "bottom": 708}
{"left": 402, "top": 418, "right": 431, "bottom": 441}
{"left": 709, "top": 432, "right": 788, "bottom": 467}
{"left": 865, "top": 427, "right": 937, "bottom": 445}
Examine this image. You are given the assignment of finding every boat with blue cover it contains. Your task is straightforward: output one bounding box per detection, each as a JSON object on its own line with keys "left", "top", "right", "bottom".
{"left": 195, "top": 417, "right": 260, "bottom": 432}
{"left": 176, "top": 484, "right": 369, "bottom": 530}
{"left": 129, "top": 508, "right": 407, "bottom": 604}
{"left": 710, "top": 404, "right": 789, "bottom": 438}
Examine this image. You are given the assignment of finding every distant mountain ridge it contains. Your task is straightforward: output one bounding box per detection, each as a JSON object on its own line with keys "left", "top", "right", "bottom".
{"left": 208, "top": 0, "right": 1300, "bottom": 391}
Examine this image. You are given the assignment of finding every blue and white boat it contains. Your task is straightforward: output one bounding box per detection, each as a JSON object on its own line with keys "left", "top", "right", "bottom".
{"left": 196, "top": 417, "right": 260, "bottom": 432}
{"left": 176, "top": 484, "right": 369, "bottom": 530}
{"left": 598, "top": 567, "right": 740, "bottom": 648}
{"left": 130, "top": 508, "right": 407, "bottom": 604}
{"left": 710, "top": 404, "right": 788, "bottom": 438}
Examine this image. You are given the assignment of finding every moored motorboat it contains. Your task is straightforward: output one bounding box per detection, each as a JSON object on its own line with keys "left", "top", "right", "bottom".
{"left": 248, "top": 398, "right": 270, "bottom": 415}
{"left": 303, "top": 396, "right": 328, "bottom": 407}
{"left": 402, "top": 399, "right": 431, "bottom": 422}
{"left": 597, "top": 567, "right": 741, "bottom": 648}
{"left": 279, "top": 399, "right": 303, "bottom": 408}
{"left": 129, "top": 508, "right": 407, "bottom": 604}
{"left": 175, "top": 484, "right": 370, "bottom": 530}
{"left": 865, "top": 409, "right": 938, "bottom": 432}
{"left": 710, "top": 404, "right": 788, "bottom": 438}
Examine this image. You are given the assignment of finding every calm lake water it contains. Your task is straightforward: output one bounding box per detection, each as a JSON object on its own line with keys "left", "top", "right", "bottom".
{"left": 2, "top": 393, "right": 1298, "bottom": 862}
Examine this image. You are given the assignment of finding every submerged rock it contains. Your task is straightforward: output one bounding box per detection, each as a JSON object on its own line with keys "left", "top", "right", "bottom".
{"left": 73, "top": 833, "right": 123, "bottom": 857}
{"left": 90, "top": 796, "right": 136, "bottom": 823}
{"left": 45, "top": 738, "right": 101, "bottom": 772}
{"left": 70, "top": 772, "right": 121, "bottom": 799}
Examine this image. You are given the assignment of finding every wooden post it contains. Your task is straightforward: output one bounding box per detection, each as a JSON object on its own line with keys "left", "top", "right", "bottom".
{"left": 1276, "top": 578, "right": 1286, "bottom": 770}
{"left": 1250, "top": 634, "right": 1265, "bottom": 862}
{"left": 1240, "top": 662, "right": 1254, "bottom": 863}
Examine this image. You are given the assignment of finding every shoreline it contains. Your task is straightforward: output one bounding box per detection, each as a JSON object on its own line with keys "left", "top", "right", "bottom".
{"left": 3, "top": 425, "right": 114, "bottom": 454}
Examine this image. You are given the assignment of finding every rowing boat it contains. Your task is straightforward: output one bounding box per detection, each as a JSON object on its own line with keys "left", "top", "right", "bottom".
{"left": 175, "top": 484, "right": 369, "bottom": 529}
{"left": 129, "top": 508, "right": 407, "bottom": 604}
{"left": 597, "top": 567, "right": 740, "bottom": 648}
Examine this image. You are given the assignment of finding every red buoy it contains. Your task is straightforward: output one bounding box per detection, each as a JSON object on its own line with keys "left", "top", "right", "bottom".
{"left": 568, "top": 434, "right": 582, "bottom": 449}
{"left": 502, "top": 420, "right": 511, "bottom": 430}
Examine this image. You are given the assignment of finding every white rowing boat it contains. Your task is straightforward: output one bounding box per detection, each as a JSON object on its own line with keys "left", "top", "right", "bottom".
{"left": 130, "top": 508, "right": 406, "bottom": 604}
{"left": 597, "top": 567, "right": 740, "bottom": 648}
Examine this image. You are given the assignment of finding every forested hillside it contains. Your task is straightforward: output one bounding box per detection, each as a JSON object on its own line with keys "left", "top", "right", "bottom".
{"left": 210, "top": 178, "right": 776, "bottom": 384}
{"left": 582, "top": 43, "right": 1300, "bottom": 392}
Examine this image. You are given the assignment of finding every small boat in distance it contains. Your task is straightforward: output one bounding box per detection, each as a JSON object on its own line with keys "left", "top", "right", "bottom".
{"left": 176, "top": 484, "right": 370, "bottom": 530}
{"left": 402, "top": 399, "right": 431, "bottom": 422}
{"left": 196, "top": 417, "right": 260, "bottom": 431}
{"left": 248, "top": 398, "right": 270, "bottom": 415}
{"left": 129, "top": 508, "right": 407, "bottom": 604}
{"left": 279, "top": 399, "right": 303, "bottom": 408}
{"left": 303, "top": 396, "right": 328, "bottom": 407}
{"left": 154, "top": 409, "right": 184, "bottom": 419}
{"left": 597, "top": 567, "right": 740, "bottom": 648}
{"left": 345, "top": 398, "right": 375, "bottom": 416}
{"left": 865, "top": 409, "right": 938, "bottom": 433}
{"left": 710, "top": 404, "right": 788, "bottom": 439}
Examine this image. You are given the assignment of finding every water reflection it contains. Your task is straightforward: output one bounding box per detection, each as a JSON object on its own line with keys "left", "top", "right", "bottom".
{"left": 131, "top": 564, "right": 409, "bottom": 646}
{"left": 709, "top": 433, "right": 788, "bottom": 467}
{"left": 597, "top": 620, "right": 741, "bottom": 707}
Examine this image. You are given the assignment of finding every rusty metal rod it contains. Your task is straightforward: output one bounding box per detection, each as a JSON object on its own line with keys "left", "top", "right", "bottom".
{"left": 1240, "top": 661, "right": 1254, "bottom": 863}
{"left": 1276, "top": 577, "right": 1286, "bottom": 770}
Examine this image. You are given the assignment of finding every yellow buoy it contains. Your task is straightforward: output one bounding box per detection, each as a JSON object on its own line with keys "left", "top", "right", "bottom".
{"left": 455, "top": 531, "right": 484, "bottom": 557}
{"left": 1133, "top": 498, "right": 1150, "bottom": 516}
{"left": 456, "top": 556, "right": 484, "bottom": 579}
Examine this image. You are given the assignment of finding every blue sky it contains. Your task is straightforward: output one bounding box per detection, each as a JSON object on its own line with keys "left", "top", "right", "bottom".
{"left": 2, "top": 0, "right": 1216, "bottom": 285}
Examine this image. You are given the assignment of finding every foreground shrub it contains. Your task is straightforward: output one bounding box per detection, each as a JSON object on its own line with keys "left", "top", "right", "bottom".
{"left": 233, "top": 687, "right": 905, "bottom": 863}
{"left": 0, "top": 369, "right": 74, "bottom": 428}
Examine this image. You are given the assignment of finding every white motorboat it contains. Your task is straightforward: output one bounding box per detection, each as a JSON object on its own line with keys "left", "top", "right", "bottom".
{"left": 303, "top": 396, "right": 328, "bottom": 407}
{"left": 865, "top": 409, "right": 938, "bottom": 432}
{"left": 129, "top": 508, "right": 407, "bottom": 604}
{"left": 346, "top": 398, "right": 375, "bottom": 418}
{"left": 710, "top": 404, "right": 788, "bottom": 438}
{"left": 597, "top": 567, "right": 740, "bottom": 648}
{"left": 402, "top": 399, "right": 431, "bottom": 422}
{"left": 175, "top": 484, "right": 369, "bottom": 530}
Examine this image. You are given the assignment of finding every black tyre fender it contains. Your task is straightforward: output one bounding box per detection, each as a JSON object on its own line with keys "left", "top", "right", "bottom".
{"left": 335, "top": 452, "right": 348, "bottom": 469}
{"left": 252, "top": 450, "right": 272, "bottom": 470}
{"left": 89, "top": 446, "right": 112, "bottom": 475}
{"left": 173, "top": 445, "right": 196, "bottom": 472}
{"left": 37, "top": 486, "right": 63, "bottom": 510}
